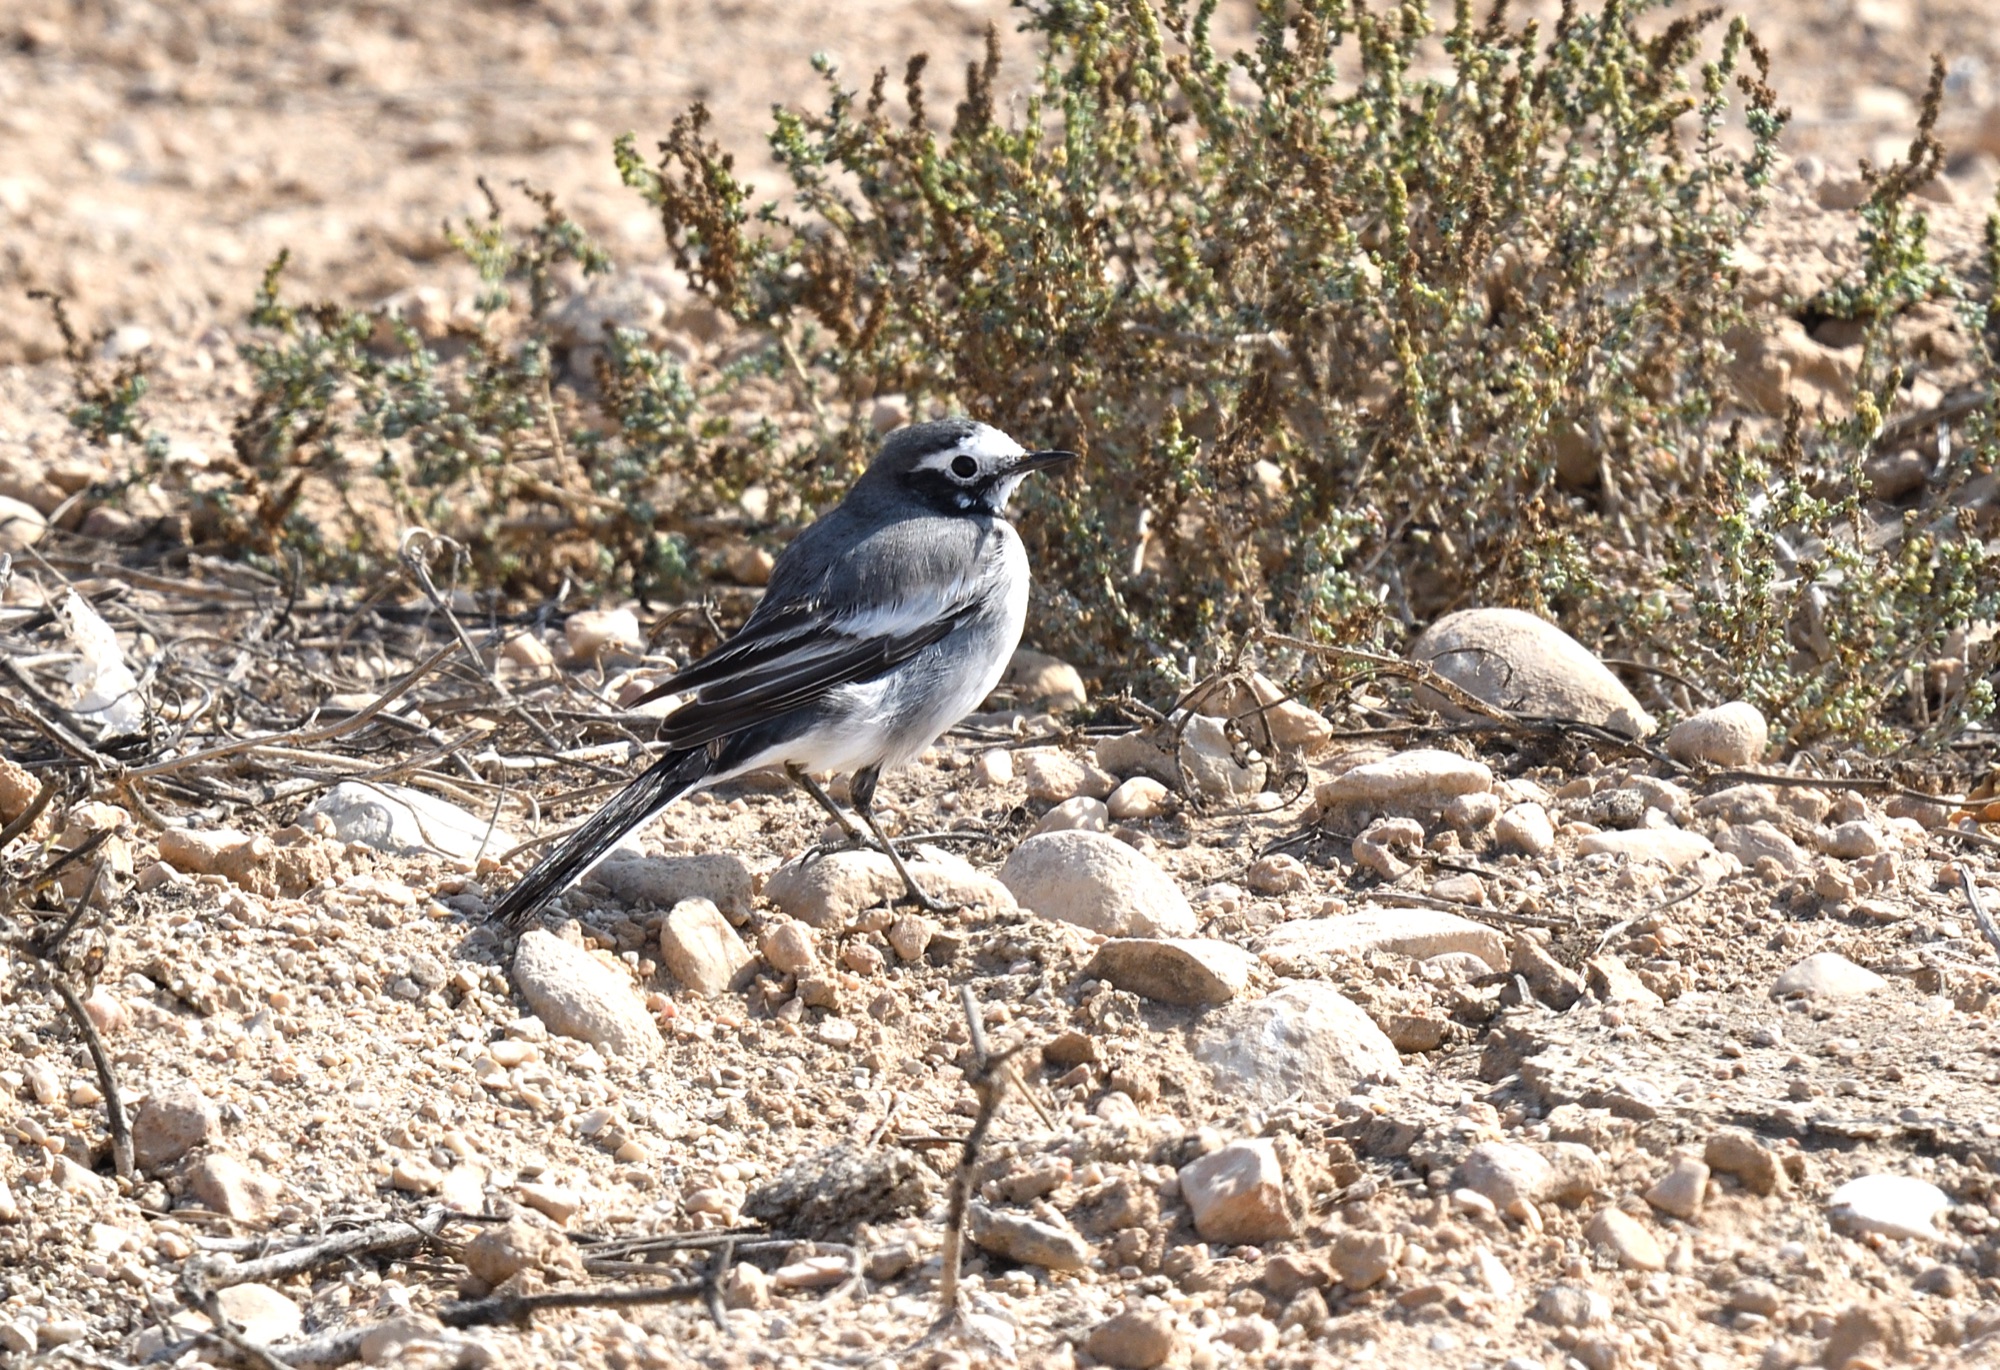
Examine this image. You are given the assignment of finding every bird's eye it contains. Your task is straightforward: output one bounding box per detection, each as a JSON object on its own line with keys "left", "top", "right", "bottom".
{"left": 949, "top": 455, "right": 979, "bottom": 480}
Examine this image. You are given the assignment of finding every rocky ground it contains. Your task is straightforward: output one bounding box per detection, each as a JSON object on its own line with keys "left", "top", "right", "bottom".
{"left": 5, "top": 2, "right": 2000, "bottom": 1369}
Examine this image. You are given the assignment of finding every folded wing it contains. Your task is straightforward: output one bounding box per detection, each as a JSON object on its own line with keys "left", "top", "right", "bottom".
{"left": 630, "top": 587, "right": 983, "bottom": 750}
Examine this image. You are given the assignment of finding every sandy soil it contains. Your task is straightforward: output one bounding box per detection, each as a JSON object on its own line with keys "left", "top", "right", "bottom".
{"left": 4, "top": 3, "right": 2000, "bottom": 1369}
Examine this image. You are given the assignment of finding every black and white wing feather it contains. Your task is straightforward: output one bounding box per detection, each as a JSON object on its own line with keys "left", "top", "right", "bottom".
{"left": 628, "top": 509, "right": 1002, "bottom": 750}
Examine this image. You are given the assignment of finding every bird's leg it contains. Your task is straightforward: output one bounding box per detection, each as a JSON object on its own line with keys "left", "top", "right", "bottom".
{"left": 786, "top": 763, "right": 866, "bottom": 846}
{"left": 850, "top": 766, "right": 957, "bottom": 914}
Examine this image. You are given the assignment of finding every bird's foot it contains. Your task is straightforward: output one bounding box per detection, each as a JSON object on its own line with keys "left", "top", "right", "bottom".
{"left": 895, "top": 882, "right": 960, "bottom": 916}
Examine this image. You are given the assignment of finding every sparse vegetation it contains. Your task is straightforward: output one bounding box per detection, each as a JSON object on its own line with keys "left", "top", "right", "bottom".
{"left": 44, "top": 0, "right": 2000, "bottom": 745}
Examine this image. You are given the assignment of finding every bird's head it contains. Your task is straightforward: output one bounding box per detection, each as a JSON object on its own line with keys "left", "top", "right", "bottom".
{"left": 861, "top": 418, "right": 1076, "bottom": 517}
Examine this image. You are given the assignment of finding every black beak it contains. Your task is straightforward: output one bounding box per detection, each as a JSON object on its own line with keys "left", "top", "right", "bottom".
{"left": 1013, "top": 449, "right": 1078, "bottom": 474}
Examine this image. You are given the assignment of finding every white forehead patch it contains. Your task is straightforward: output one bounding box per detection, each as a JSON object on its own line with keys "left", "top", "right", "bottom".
{"left": 914, "top": 423, "right": 1024, "bottom": 475}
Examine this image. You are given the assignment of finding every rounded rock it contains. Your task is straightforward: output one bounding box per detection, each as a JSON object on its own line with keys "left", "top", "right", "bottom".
{"left": 1085, "top": 1308, "right": 1178, "bottom": 1370}
{"left": 1194, "top": 982, "right": 1401, "bottom": 1109}
{"left": 1665, "top": 701, "right": 1769, "bottom": 767}
{"left": 132, "top": 1080, "right": 221, "bottom": 1172}
{"left": 1106, "top": 776, "right": 1172, "bottom": 821}
{"left": 1033, "top": 796, "right": 1110, "bottom": 835}
{"left": 1771, "top": 952, "right": 1886, "bottom": 1001}
{"left": 1412, "top": 608, "right": 1655, "bottom": 739}
{"left": 511, "top": 930, "right": 661, "bottom": 1058}
{"left": 1828, "top": 1174, "right": 1949, "bottom": 1242}
{"left": 999, "top": 831, "right": 1195, "bottom": 937}
{"left": 760, "top": 920, "right": 818, "bottom": 977}
{"left": 1316, "top": 749, "right": 1494, "bottom": 816}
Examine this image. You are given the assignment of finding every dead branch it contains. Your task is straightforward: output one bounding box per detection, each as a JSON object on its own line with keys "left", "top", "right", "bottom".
{"left": 191, "top": 1208, "right": 462, "bottom": 1290}
{"left": 1958, "top": 865, "right": 2000, "bottom": 965}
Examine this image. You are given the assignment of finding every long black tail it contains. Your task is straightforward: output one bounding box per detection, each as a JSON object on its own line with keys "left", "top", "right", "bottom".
{"left": 491, "top": 746, "right": 713, "bottom": 930}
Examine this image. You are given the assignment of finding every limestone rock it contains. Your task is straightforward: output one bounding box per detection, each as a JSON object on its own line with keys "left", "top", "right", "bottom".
{"left": 1085, "top": 1309, "right": 1177, "bottom": 1370}
{"left": 132, "top": 1080, "right": 220, "bottom": 1172}
{"left": 1315, "top": 749, "right": 1493, "bottom": 817}
{"left": 1020, "top": 748, "right": 1118, "bottom": 804}
{"left": 1411, "top": 608, "right": 1655, "bottom": 738}
{"left": 1004, "top": 648, "right": 1087, "bottom": 711}
{"left": 657, "top": 899, "right": 755, "bottom": 994}
{"left": 188, "top": 1154, "right": 283, "bottom": 1226}
{"left": 1585, "top": 1207, "right": 1664, "bottom": 1270}
{"left": 1178, "top": 1138, "right": 1294, "bottom": 1244}
{"left": 304, "top": 782, "right": 516, "bottom": 864}
{"left": 1086, "top": 938, "right": 1257, "bottom": 1007}
{"left": 563, "top": 608, "right": 643, "bottom": 664}
{"left": 1665, "top": 701, "right": 1768, "bottom": 767}
{"left": 764, "top": 848, "right": 1014, "bottom": 929}
{"left": 1494, "top": 803, "right": 1555, "bottom": 856}
{"left": 1575, "top": 828, "right": 1719, "bottom": 871}
{"left": 512, "top": 930, "right": 660, "bottom": 1058}
{"left": 592, "top": 853, "right": 753, "bottom": 918}
{"left": 1000, "top": 831, "right": 1194, "bottom": 937}
{"left": 966, "top": 1203, "right": 1092, "bottom": 1270}
{"left": 1771, "top": 952, "right": 1886, "bottom": 1000}
{"left": 0, "top": 495, "right": 45, "bottom": 553}
{"left": 1194, "top": 982, "right": 1400, "bottom": 1109}
{"left": 1828, "top": 1174, "right": 1950, "bottom": 1243}
{"left": 1191, "top": 671, "right": 1334, "bottom": 754}
{"left": 1033, "top": 796, "right": 1110, "bottom": 835}
{"left": 1257, "top": 907, "right": 1506, "bottom": 972}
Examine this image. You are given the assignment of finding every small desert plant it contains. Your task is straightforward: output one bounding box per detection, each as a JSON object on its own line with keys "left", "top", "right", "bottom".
{"left": 40, "top": 0, "right": 2000, "bottom": 746}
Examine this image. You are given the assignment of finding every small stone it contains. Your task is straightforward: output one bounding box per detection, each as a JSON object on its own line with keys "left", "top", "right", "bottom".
{"left": 774, "top": 1254, "right": 851, "bottom": 1288}
{"left": 214, "top": 1284, "right": 302, "bottom": 1344}
{"left": 1244, "top": 853, "right": 1310, "bottom": 895}
{"left": 1459, "top": 1143, "right": 1555, "bottom": 1215}
{"left": 462, "top": 1213, "right": 587, "bottom": 1287}
{"left": 1494, "top": 802, "right": 1556, "bottom": 856}
{"left": 1534, "top": 1281, "right": 1612, "bottom": 1328}
{"left": 1020, "top": 747, "right": 1119, "bottom": 803}
{"left": 517, "top": 1181, "right": 584, "bottom": 1224}
{"left": 1665, "top": 701, "right": 1768, "bottom": 766}
{"left": 1086, "top": 938, "right": 1258, "bottom": 1006}
{"left": 0, "top": 495, "right": 46, "bottom": 553}
{"left": 592, "top": 852, "right": 754, "bottom": 918}
{"left": 1770, "top": 952, "right": 1886, "bottom": 1000}
{"left": 1444, "top": 791, "right": 1500, "bottom": 833}
{"left": 1644, "top": 1156, "right": 1710, "bottom": 1220}
{"left": 1329, "top": 1230, "right": 1402, "bottom": 1290}
{"left": 722, "top": 544, "right": 775, "bottom": 586}
{"left": 840, "top": 941, "right": 883, "bottom": 975}
{"left": 1716, "top": 822, "right": 1810, "bottom": 878}
{"left": 886, "top": 914, "right": 934, "bottom": 962}
{"left": 1178, "top": 1138, "right": 1294, "bottom": 1244}
{"left": 999, "top": 831, "right": 1195, "bottom": 937}
{"left": 1827, "top": 1174, "right": 1950, "bottom": 1242}
{"left": 1194, "top": 671, "right": 1333, "bottom": 754}
{"left": 1179, "top": 713, "right": 1259, "bottom": 800}
{"left": 1033, "top": 796, "right": 1110, "bottom": 834}
{"left": 305, "top": 782, "right": 517, "bottom": 864}
{"left": 766, "top": 848, "right": 1014, "bottom": 928}
{"left": 188, "top": 1154, "right": 283, "bottom": 1226}
{"left": 1822, "top": 821, "right": 1890, "bottom": 860}
{"left": 0, "top": 1321, "right": 31, "bottom": 1355}
{"left": 564, "top": 607, "right": 644, "bottom": 663}
{"left": 512, "top": 930, "right": 661, "bottom": 1058}
{"left": 1585, "top": 1207, "right": 1665, "bottom": 1270}
{"left": 132, "top": 1079, "right": 220, "bottom": 1172}
{"left": 1106, "top": 776, "right": 1171, "bottom": 821}
{"left": 1429, "top": 871, "right": 1486, "bottom": 905}
{"left": 82, "top": 986, "right": 126, "bottom": 1036}
{"left": 1510, "top": 936, "right": 1584, "bottom": 1009}
{"left": 1703, "top": 1127, "right": 1788, "bottom": 1196}
{"left": 760, "top": 919, "right": 818, "bottom": 976}
{"left": 658, "top": 898, "right": 755, "bottom": 994}
{"left": 392, "top": 1156, "right": 444, "bottom": 1194}
{"left": 1575, "top": 828, "right": 1719, "bottom": 870}
{"left": 1004, "top": 648, "right": 1088, "bottom": 711}
{"left": 1195, "top": 982, "right": 1401, "bottom": 1109}
{"left": 500, "top": 632, "right": 555, "bottom": 672}
{"left": 1352, "top": 816, "right": 1423, "bottom": 880}
{"left": 972, "top": 748, "right": 1015, "bottom": 787}
{"left": 1258, "top": 906, "right": 1506, "bottom": 971}
{"left": 1085, "top": 1308, "right": 1178, "bottom": 1370}
{"left": 1584, "top": 953, "right": 1663, "bottom": 1008}
{"left": 1412, "top": 608, "right": 1655, "bottom": 738}
{"left": 966, "top": 1203, "right": 1092, "bottom": 1270}
{"left": 1727, "top": 1278, "right": 1783, "bottom": 1316}
{"left": 1316, "top": 749, "right": 1494, "bottom": 816}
